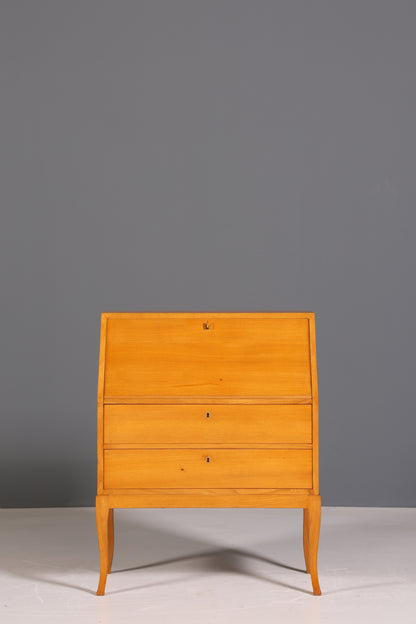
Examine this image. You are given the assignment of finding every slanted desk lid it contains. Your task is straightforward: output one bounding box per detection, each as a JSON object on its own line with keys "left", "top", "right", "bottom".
{"left": 99, "top": 312, "right": 316, "bottom": 401}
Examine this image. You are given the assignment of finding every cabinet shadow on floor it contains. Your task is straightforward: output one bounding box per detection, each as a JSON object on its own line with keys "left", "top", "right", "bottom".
{"left": 1, "top": 507, "right": 312, "bottom": 595}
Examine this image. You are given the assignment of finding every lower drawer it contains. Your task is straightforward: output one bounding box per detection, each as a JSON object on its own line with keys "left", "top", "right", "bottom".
{"left": 104, "top": 449, "right": 312, "bottom": 489}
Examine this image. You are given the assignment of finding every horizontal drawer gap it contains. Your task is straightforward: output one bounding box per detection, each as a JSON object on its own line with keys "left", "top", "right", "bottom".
{"left": 103, "top": 443, "right": 313, "bottom": 450}
{"left": 103, "top": 488, "right": 314, "bottom": 494}
{"left": 103, "top": 395, "right": 313, "bottom": 405}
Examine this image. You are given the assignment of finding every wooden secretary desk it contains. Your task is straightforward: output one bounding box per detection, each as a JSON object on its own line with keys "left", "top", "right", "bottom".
{"left": 96, "top": 312, "right": 322, "bottom": 595}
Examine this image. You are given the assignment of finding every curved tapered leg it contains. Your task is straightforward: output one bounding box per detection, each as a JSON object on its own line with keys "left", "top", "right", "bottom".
{"left": 303, "top": 508, "right": 310, "bottom": 573}
{"left": 308, "top": 495, "right": 322, "bottom": 595}
{"left": 108, "top": 509, "right": 114, "bottom": 573}
{"left": 96, "top": 496, "right": 110, "bottom": 596}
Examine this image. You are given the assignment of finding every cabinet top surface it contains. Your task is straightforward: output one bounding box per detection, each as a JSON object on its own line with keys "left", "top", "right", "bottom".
{"left": 101, "top": 311, "right": 315, "bottom": 318}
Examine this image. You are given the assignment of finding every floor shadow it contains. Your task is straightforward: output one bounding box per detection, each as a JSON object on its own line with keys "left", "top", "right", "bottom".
{"left": 0, "top": 508, "right": 309, "bottom": 595}
{"left": 113, "top": 547, "right": 305, "bottom": 575}
{"left": 3, "top": 507, "right": 410, "bottom": 598}
{"left": 108, "top": 548, "right": 311, "bottom": 596}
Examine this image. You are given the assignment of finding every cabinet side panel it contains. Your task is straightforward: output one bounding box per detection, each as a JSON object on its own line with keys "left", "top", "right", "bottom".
{"left": 308, "top": 314, "right": 320, "bottom": 494}
{"left": 97, "top": 314, "right": 108, "bottom": 494}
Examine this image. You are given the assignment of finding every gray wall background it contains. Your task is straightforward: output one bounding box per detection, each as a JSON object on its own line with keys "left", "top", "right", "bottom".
{"left": 1, "top": 1, "right": 415, "bottom": 507}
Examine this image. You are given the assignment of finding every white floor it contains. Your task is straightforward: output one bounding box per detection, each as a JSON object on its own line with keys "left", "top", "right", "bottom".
{"left": 0, "top": 506, "right": 415, "bottom": 623}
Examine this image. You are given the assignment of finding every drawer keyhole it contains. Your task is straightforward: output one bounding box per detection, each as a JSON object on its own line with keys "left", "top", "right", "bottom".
{"left": 206, "top": 412, "right": 210, "bottom": 418}
{"left": 206, "top": 457, "right": 210, "bottom": 463}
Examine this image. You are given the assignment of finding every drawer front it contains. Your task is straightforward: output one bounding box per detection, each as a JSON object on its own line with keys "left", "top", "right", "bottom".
{"left": 104, "top": 405, "right": 312, "bottom": 445}
{"left": 104, "top": 315, "right": 311, "bottom": 398}
{"left": 104, "top": 449, "right": 312, "bottom": 489}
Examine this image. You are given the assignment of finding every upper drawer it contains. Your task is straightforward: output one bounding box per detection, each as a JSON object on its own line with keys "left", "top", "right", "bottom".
{"left": 104, "top": 404, "right": 312, "bottom": 445}
{"left": 102, "top": 314, "right": 313, "bottom": 398}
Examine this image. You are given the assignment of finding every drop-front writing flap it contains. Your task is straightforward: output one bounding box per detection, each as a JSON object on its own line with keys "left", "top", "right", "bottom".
{"left": 101, "top": 313, "right": 313, "bottom": 399}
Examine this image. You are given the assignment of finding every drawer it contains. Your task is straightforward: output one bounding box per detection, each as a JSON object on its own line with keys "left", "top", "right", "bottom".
{"left": 104, "top": 315, "right": 311, "bottom": 398}
{"left": 104, "top": 405, "right": 312, "bottom": 445}
{"left": 104, "top": 449, "right": 313, "bottom": 489}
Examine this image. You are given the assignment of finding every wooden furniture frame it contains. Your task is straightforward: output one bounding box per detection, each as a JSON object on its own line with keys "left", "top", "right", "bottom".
{"left": 96, "top": 312, "right": 321, "bottom": 595}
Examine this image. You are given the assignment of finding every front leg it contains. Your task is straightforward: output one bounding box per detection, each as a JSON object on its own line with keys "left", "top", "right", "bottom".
{"left": 96, "top": 496, "right": 110, "bottom": 595}
{"left": 308, "top": 495, "right": 322, "bottom": 595}
{"left": 108, "top": 509, "right": 114, "bottom": 573}
{"left": 303, "top": 508, "right": 310, "bottom": 573}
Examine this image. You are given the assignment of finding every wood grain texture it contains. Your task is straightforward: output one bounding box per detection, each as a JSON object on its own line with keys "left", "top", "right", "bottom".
{"left": 105, "top": 491, "right": 314, "bottom": 508}
{"left": 96, "top": 496, "right": 109, "bottom": 596}
{"left": 303, "top": 508, "right": 310, "bottom": 573}
{"left": 107, "top": 509, "right": 114, "bottom": 574}
{"left": 104, "top": 449, "right": 313, "bottom": 489}
{"left": 96, "top": 311, "right": 321, "bottom": 596}
{"left": 104, "top": 315, "right": 311, "bottom": 398}
{"left": 104, "top": 404, "right": 312, "bottom": 445}
{"left": 308, "top": 495, "right": 322, "bottom": 595}
{"left": 104, "top": 396, "right": 312, "bottom": 404}
{"left": 104, "top": 443, "right": 312, "bottom": 450}
{"left": 308, "top": 314, "right": 320, "bottom": 494}
{"left": 101, "top": 312, "right": 316, "bottom": 319}
{"left": 96, "top": 314, "right": 107, "bottom": 495}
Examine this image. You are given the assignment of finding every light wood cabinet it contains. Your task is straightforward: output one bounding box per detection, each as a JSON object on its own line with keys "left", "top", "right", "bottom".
{"left": 96, "top": 312, "right": 322, "bottom": 595}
